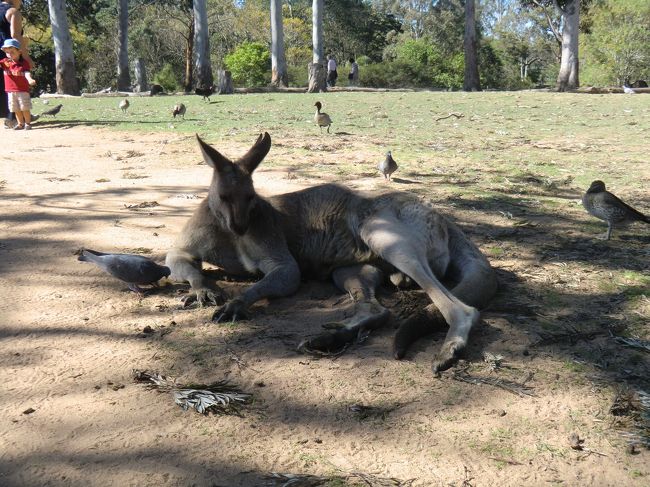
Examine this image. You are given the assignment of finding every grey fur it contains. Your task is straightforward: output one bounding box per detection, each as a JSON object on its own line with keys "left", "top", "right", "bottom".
{"left": 166, "top": 133, "right": 497, "bottom": 372}
{"left": 79, "top": 249, "right": 170, "bottom": 293}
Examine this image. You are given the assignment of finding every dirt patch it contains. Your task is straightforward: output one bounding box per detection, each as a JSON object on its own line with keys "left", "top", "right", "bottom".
{"left": 1, "top": 126, "right": 648, "bottom": 486}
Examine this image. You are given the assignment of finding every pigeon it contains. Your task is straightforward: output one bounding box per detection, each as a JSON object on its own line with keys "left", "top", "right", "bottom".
{"left": 119, "top": 98, "right": 130, "bottom": 113}
{"left": 582, "top": 180, "right": 649, "bottom": 240}
{"left": 78, "top": 249, "right": 171, "bottom": 293}
{"left": 172, "top": 103, "right": 186, "bottom": 119}
{"left": 41, "top": 104, "right": 62, "bottom": 117}
{"left": 195, "top": 85, "right": 215, "bottom": 102}
{"left": 623, "top": 85, "right": 636, "bottom": 94}
{"left": 314, "top": 101, "right": 332, "bottom": 133}
{"left": 378, "top": 151, "right": 398, "bottom": 180}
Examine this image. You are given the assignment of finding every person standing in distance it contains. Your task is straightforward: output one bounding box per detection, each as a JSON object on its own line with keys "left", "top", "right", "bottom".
{"left": 326, "top": 54, "right": 337, "bottom": 88}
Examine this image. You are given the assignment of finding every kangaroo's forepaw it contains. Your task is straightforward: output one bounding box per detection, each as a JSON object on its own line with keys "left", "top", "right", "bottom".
{"left": 212, "top": 298, "right": 248, "bottom": 323}
{"left": 297, "top": 328, "right": 359, "bottom": 356}
{"left": 182, "top": 287, "right": 226, "bottom": 308}
{"left": 432, "top": 338, "right": 465, "bottom": 373}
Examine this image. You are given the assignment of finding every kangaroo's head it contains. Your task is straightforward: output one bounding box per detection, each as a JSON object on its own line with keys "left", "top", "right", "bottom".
{"left": 197, "top": 132, "right": 271, "bottom": 236}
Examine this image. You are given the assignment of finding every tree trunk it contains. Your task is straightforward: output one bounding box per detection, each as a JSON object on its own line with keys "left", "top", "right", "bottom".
{"left": 184, "top": 20, "right": 195, "bottom": 92}
{"left": 307, "top": 62, "right": 327, "bottom": 93}
{"left": 463, "top": 0, "right": 481, "bottom": 91}
{"left": 193, "top": 0, "right": 213, "bottom": 89}
{"left": 217, "top": 70, "right": 233, "bottom": 94}
{"left": 116, "top": 0, "right": 130, "bottom": 91}
{"left": 309, "top": 0, "right": 326, "bottom": 92}
{"left": 133, "top": 58, "right": 147, "bottom": 92}
{"left": 47, "top": 0, "right": 79, "bottom": 95}
{"left": 556, "top": 0, "right": 579, "bottom": 92}
{"left": 270, "top": 0, "right": 288, "bottom": 87}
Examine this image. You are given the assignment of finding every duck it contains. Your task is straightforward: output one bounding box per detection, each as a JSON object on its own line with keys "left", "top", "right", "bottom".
{"left": 172, "top": 102, "right": 186, "bottom": 119}
{"left": 378, "top": 151, "right": 398, "bottom": 180}
{"left": 314, "top": 101, "right": 332, "bottom": 133}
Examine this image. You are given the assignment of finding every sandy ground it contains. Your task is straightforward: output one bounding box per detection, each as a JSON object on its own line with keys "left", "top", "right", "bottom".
{"left": 0, "top": 126, "right": 648, "bottom": 487}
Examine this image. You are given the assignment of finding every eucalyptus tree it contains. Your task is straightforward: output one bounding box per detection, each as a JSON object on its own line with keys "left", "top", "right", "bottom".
{"left": 270, "top": 0, "right": 288, "bottom": 87}
{"left": 524, "top": 0, "right": 581, "bottom": 91}
{"left": 117, "top": 0, "right": 130, "bottom": 91}
{"left": 308, "top": 0, "right": 326, "bottom": 92}
{"left": 463, "top": 0, "right": 480, "bottom": 90}
{"left": 193, "top": 0, "right": 213, "bottom": 89}
{"left": 47, "top": 0, "right": 80, "bottom": 94}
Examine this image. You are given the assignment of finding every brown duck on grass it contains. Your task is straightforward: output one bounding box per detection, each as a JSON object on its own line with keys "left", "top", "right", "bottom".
{"left": 314, "top": 101, "right": 332, "bottom": 133}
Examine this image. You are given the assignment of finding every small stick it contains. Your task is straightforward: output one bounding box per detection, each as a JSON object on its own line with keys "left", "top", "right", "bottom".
{"left": 436, "top": 112, "right": 464, "bottom": 121}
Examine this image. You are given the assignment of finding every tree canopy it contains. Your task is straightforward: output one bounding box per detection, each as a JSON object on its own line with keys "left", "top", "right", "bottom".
{"left": 19, "top": 0, "right": 650, "bottom": 92}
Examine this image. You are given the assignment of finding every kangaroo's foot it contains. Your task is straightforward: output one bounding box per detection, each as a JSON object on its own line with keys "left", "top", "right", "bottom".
{"left": 182, "top": 285, "right": 227, "bottom": 308}
{"left": 432, "top": 307, "right": 480, "bottom": 373}
{"left": 297, "top": 302, "right": 390, "bottom": 356}
{"left": 212, "top": 298, "right": 249, "bottom": 322}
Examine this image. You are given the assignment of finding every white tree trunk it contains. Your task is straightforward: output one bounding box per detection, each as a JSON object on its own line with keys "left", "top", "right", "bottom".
{"left": 193, "top": 0, "right": 213, "bottom": 89}
{"left": 312, "top": 0, "right": 324, "bottom": 64}
{"left": 133, "top": 58, "right": 147, "bottom": 92}
{"left": 308, "top": 0, "right": 326, "bottom": 92}
{"left": 556, "top": 0, "right": 579, "bottom": 91}
{"left": 117, "top": 0, "right": 130, "bottom": 91}
{"left": 47, "top": 0, "right": 79, "bottom": 95}
{"left": 463, "top": 0, "right": 481, "bottom": 91}
{"left": 270, "top": 0, "right": 288, "bottom": 87}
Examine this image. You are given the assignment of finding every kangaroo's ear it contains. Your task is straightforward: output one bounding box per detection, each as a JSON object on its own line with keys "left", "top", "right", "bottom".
{"left": 237, "top": 132, "right": 271, "bottom": 174}
{"left": 196, "top": 134, "right": 233, "bottom": 173}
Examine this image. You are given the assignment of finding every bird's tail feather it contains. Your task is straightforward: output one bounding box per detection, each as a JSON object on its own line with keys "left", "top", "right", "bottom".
{"left": 77, "top": 248, "right": 106, "bottom": 262}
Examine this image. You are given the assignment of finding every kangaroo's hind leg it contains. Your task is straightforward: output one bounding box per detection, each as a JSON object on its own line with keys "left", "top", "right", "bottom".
{"left": 360, "top": 212, "right": 480, "bottom": 372}
{"left": 297, "top": 264, "right": 391, "bottom": 355}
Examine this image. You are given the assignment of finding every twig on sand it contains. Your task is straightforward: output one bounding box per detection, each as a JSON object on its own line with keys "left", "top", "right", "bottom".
{"left": 132, "top": 369, "right": 251, "bottom": 415}
{"left": 264, "top": 472, "right": 415, "bottom": 486}
{"left": 435, "top": 112, "right": 464, "bottom": 121}
{"left": 452, "top": 368, "right": 535, "bottom": 397}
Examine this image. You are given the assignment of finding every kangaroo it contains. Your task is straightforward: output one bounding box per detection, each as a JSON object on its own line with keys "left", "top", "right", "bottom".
{"left": 166, "top": 133, "right": 497, "bottom": 372}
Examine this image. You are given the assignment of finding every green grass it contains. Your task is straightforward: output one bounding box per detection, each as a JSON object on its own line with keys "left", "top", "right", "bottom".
{"left": 33, "top": 90, "right": 650, "bottom": 196}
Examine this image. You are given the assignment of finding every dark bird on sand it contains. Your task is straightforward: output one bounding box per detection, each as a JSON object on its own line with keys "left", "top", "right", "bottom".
{"left": 582, "top": 180, "right": 649, "bottom": 240}
{"left": 41, "top": 104, "right": 63, "bottom": 117}
{"left": 378, "top": 151, "right": 398, "bottom": 180}
{"left": 78, "top": 249, "right": 171, "bottom": 293}
{"left": 195, "top": 85, "right": 215, "bottom": 102}
{"left": 314, "top": 101, "right": 332, "bottom": 133}
{"left": 172, "top": 103, "right": 186, "bottom": 119}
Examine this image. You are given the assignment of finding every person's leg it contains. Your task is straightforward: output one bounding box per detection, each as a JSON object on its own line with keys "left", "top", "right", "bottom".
{"left": 14, "top": 110, "right": 25, "bottom": 128}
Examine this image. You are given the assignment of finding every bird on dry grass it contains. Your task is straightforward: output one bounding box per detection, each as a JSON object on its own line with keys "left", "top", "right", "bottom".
{"left": 582, "top": 180, "right": 649, "bottom": 240}
{"left": 378, "top": 151, "right": 398, "bottom": 180}
{"left": 314, "top": 101, "right": 332, "bottom": 133}
{"left": 41, "top": 104, "right": 62, "bottom": 117}
{"left": 78, "top": 248, "right": 170, "bottom": 294}
{"left": 172, "top": 102, "right": 186, "bottom": 119}
{"left": 119, "top": 98, "right": 130, "bottom": 114}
